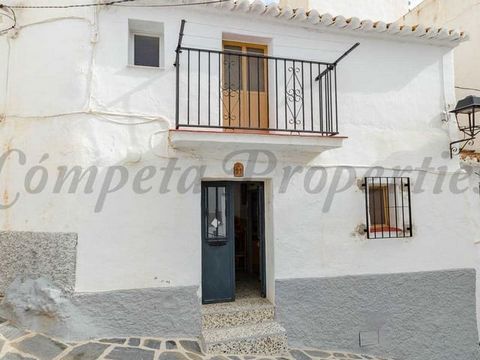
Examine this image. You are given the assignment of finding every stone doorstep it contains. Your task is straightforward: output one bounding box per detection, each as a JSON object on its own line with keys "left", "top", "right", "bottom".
{"left": 202, "top": 303, "right": 275, "bottom": 330}
{"left": 201, "top": 295, "right": 276, "bottom": 330}
{"left": 202, "top": 303, "right": 274, "bottom": 316}
{"left": 202, "top": 322, "right": 286, "bottom": 344}
{"left": 202, "top": 297, "right": 272, "bottom": 315}
{"left": 201, "top": 322, "right": 288, "bottom": 356}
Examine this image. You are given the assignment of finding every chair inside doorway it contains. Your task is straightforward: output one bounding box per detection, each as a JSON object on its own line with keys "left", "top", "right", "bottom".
{"left": 233, "top": 182, "right": 263, "bottom": 298}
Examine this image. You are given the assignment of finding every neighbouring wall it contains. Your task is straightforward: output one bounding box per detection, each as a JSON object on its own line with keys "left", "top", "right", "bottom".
{"left": 0, "top": 231, "right": 77, "bottom": 294}
{"left": 275, "top": 269, "right": 480, "bottom": 360}
{"left": 401, "top": 0, "right": 480, "bottom": 100}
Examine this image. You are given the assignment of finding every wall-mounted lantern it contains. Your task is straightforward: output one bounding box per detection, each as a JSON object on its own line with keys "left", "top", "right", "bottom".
{"left": 450, "top": 95, "right": 480, "bottom": 158}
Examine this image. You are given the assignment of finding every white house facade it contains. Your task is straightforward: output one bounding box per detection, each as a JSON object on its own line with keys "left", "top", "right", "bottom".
{"left": 0, "top": 1, "right": 479, "bottom": 360}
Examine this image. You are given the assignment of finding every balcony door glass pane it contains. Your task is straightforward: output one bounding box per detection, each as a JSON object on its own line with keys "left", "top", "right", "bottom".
{"left": 223, "top": 45, "right": 242, "bottom": 91}
{"left": 247, "top": 47, "right": 265, "bottom": 92}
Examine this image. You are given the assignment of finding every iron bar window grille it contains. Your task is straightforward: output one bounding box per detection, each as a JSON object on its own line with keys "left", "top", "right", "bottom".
{"left": 363, "top": 177, "right": 412, "bottom": 239}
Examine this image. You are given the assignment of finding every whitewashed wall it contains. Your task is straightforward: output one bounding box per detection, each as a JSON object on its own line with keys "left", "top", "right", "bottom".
{"left": 0, "top": 3, "right": 478, "bottom": 309}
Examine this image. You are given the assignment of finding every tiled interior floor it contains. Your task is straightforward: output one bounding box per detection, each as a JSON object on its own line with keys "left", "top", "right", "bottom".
{"left": 235, "top": 273, "right": 262, "bottom": 299}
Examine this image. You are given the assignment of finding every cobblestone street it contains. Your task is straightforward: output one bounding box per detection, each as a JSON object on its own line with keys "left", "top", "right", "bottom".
{"left": 0, "top": 319, "right": 392, "bottom": 360}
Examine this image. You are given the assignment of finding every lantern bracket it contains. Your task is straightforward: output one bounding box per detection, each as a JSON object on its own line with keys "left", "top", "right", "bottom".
{"left": 449, "top": 95, "right": 480, "bottom": 158}
{"left": 450, "top": 137, "right": 475, "bottom": 159}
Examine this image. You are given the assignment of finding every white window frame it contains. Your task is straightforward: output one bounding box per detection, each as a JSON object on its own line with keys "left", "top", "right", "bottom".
{"left": 128, "top": 19, "right": 165, "bottom": 69}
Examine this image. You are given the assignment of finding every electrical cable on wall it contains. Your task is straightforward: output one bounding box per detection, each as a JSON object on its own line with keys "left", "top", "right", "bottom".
{"left": 0, "top": 0, "right": 227, "bottom": 37}
{"left": 4, "top": 0, "right": 137, "bottom": 9}
{"left": 112, "top": 0, "right": 226, "bottom": 7}
{"left": 0, "top": 5, "right": 16, "bottom": 35}
{"left": 1, "top": 0, "right": 226, "bottom": 9}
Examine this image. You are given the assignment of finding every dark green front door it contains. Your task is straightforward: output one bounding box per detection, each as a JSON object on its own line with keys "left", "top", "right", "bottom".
{"left": 201, "top": 182, "right": 235, "bottom": 304}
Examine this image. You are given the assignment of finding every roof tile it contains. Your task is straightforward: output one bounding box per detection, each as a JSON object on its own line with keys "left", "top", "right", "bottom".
{"left": 209, "top": 0, "right": 467, "bottom": 45}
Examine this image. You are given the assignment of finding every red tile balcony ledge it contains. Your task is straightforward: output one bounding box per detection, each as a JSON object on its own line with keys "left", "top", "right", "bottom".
{"left": 168, "top": 129, "right": 346, "bottom": 159}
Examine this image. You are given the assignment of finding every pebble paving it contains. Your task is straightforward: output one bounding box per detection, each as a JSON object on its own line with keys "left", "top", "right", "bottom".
{"left": 0, "top": 320, "right": 393, "bottom": 360}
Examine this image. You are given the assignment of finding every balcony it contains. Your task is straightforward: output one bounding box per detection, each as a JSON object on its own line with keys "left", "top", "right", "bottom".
{"left": 170, "top": 42, "right": 346, "bottom": 158}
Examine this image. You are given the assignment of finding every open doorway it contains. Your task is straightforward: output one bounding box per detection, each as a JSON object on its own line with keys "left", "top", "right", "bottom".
{"left": 233, "top": 182, "right": 265, "bottom": 298}
{"left": 201, "top": 181, "right": 265, "bottom": 304}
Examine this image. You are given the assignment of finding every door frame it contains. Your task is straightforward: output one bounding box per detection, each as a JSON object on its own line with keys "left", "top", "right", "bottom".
{"left": 257, "top": 182, "right": 267, "bottom": 298}
{"left": 201, "top": 180, "right": 267, "bottom": 303}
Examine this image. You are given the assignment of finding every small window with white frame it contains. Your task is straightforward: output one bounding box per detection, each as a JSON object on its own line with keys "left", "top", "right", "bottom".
{"left": 128, "top": 19, "right": 164, "bottom": 68}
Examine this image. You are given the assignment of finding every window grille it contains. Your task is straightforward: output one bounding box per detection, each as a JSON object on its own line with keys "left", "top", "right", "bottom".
{"left": 363, "top": 177, "right": 412, "bottom": 239}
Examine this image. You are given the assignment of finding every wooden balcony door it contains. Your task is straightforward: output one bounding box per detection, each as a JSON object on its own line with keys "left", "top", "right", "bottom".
{"left": 222, "top": 41, "right": 268, "bottom": 130}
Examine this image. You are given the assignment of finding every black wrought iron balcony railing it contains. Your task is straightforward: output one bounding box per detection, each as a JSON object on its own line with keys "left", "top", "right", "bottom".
{"left": 174, "top": 22, "right": 358, "bottom": 136}
{"left": 175, "top": 47, "right": 339, "bottom": 135}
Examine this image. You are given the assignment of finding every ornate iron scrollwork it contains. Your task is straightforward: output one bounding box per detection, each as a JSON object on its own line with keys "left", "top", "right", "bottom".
{"left": 286, "top": 65, "right": 303, "bottom": 126}
{"left": 221, "top": 86, "right": 240, "bottom": 122}
{"left": 221, "top": 56, "right": 241, "bottom": 123}
{"left": 449, "top": 95, "right": 480, "bottom": 158}
{"left": 450, "top": 137, "right": 475, "bottom": 158}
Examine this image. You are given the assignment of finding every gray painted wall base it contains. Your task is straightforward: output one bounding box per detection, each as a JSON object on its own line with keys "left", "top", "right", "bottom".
{"left": 0, "top": 231, "right": 77, "bottom": 294}
{"left": 72, "top": 286, "right": 201, "bottom": 340}
{"left": 275, "top": 269, "right": 480, "bottom": 360}
{"left": 0, "top": 277, "right": 201, "bottom": 341}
